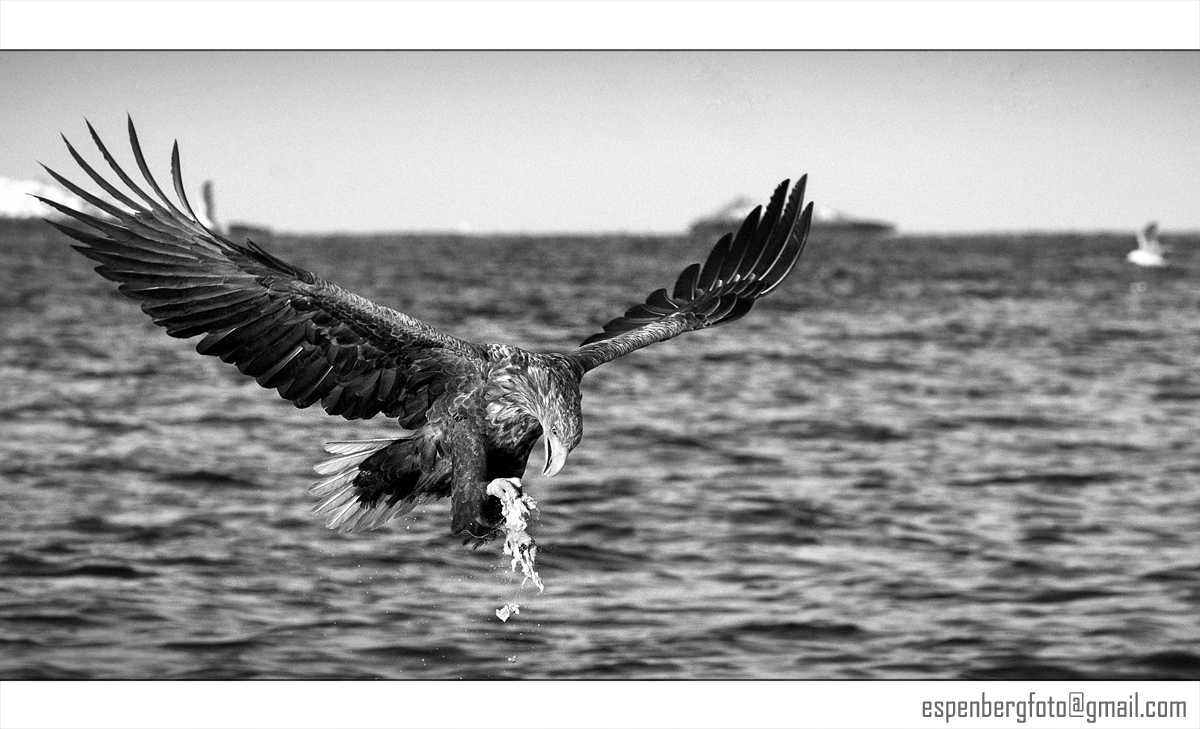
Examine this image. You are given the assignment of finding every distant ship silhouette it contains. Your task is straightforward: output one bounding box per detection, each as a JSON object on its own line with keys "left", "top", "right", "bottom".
{"left": 692, "top": 197, "right": 893, "bottom": 241}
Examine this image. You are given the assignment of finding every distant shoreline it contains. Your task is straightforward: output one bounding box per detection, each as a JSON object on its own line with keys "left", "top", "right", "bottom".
{"left": 4, "top": 216, "right": 1197, "bottom": 249}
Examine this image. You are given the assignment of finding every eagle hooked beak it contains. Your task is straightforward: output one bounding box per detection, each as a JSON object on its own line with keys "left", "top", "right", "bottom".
{"left": 542, "top": 432, "right": 568, "bottom": 477}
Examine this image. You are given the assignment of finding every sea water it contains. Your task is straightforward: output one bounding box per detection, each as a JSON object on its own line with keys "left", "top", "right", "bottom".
{"left": 1, "top": 225, "right": 1198, "bottom": 679}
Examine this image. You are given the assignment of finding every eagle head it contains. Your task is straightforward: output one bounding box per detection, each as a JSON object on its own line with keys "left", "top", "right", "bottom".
{"left": 511, "top": 355, "right": 583, "bottom": 478}
{"left": 537, "top": 366, "right": 583, "bottom": 478}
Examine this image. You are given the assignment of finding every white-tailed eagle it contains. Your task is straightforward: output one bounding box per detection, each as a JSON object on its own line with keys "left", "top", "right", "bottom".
{"left": 39, "top": 117, "right": 813, "bottom": 547}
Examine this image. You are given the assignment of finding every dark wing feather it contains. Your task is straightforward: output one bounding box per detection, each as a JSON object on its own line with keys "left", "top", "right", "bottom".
{"left": 570, "top": 177, "right": 812, "bottom": 372}
{"left": 43, "top": 117, "right": 488, "bottom": 427}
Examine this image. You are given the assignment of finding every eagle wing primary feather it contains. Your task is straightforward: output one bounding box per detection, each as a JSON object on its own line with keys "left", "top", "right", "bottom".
{"left": 41, "top": 116, "right": 488, "bottom": 426}
{"left": 569, "top": 176, "right": 812, "bottom": 372}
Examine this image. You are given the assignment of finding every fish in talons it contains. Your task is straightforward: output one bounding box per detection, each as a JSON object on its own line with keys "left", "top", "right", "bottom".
{"left": 488, "top": 477, "right": 543, "bottom": 595}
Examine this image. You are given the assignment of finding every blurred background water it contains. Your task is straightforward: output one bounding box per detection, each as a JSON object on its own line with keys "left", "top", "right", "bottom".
{"left": 1, "top": 222, "right": 1199, "bottom": 679}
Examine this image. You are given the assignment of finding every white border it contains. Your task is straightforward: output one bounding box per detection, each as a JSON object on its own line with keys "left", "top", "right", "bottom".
{"left": 2, "top": 680, "right": 1198, "bottom": 729}
{"left": 1, "top": 1, "right": 1198, "bottom": 50}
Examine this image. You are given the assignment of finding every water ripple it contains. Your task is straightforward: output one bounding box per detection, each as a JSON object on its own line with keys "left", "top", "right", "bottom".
{"left": 2, "top": 228, "right": 1199, "bottom": 678}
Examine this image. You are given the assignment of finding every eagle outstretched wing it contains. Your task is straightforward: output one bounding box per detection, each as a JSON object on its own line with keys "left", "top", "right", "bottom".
{"left": 569, "top": 177, "right": 812, "bottom": 372}
{"left": 39, "top": 117, "right": 488, "bottom": 426}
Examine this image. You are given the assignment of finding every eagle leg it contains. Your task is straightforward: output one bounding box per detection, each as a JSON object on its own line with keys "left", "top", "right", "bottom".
{"left": 448, "top": 433, "right": 512, "bottom": 547}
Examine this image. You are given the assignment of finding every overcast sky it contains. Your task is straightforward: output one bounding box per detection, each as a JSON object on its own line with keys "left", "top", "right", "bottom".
{"left": 2, "top": 51, "right": 1197, "bottom": 234}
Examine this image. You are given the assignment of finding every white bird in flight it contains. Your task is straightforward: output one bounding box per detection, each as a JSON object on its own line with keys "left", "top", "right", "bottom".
{"left": 1127, "top": 221, "right": 1166, "bottom": 267}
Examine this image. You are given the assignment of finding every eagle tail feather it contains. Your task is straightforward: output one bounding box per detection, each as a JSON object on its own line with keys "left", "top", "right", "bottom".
{"left": 311, "top": 435, "right": 434, "bottom": 532}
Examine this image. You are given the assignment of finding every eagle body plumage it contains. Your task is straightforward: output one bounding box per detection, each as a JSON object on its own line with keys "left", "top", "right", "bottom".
{"left": 41, "top": 118, "right": 812, "bottom": 547}
{"left": 311, "top": 345, "right": 583, "bottom": 541}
